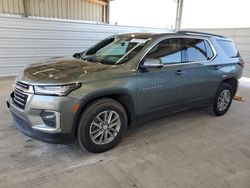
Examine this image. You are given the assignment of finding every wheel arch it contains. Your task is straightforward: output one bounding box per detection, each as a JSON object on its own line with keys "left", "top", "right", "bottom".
{"left": 221, "top": 77, "right": 238, "bottom": 96}
{"left": 72, "top": 89, "right": 136, "bottom": 138}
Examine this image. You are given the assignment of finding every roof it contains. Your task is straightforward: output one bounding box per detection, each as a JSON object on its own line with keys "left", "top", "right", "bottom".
{"left": 177, "top": 30, "right": 226, "bottom": 38}
{"left": 118, "top": 30, "right": 226, "bottom": 39}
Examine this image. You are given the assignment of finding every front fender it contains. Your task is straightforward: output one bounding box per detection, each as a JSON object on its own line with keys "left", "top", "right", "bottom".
{"left": 71, "top": 88, "right": 136, "bottom": 137}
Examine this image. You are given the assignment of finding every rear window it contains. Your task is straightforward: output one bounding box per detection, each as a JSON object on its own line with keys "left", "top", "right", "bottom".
{"left": 217, "top": 40, "right": 239, "bottom": 58}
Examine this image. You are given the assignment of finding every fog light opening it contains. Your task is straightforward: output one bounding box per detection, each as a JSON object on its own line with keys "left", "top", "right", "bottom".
{"left": 40, "top": 110, "right": 59, "bottom": 128}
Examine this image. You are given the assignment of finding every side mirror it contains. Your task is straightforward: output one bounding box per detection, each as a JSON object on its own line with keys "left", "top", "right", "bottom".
{"left": 73, "top": 51, "right": 84, "bottom": 59}
{"left": 140, "top": 58, "right": 163, "bottom": 69}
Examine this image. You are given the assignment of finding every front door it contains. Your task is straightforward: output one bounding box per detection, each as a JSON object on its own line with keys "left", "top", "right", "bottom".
{"left": 136, "top": 38, "right": 187, "bottom": 116}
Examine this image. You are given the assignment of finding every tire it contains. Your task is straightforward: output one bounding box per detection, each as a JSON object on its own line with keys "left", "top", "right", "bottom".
{"left": 77, "top": 98, "right": 127, "bottom": 153}
{"left": 212, "top": 83, "right": 234, "bottom": 116}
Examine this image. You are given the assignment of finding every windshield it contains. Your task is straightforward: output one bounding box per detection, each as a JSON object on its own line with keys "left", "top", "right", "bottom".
{"left": 81, "top": 36, "right": 150, "bottom": 65}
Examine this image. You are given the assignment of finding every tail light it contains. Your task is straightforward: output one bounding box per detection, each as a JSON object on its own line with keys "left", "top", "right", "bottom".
{"left": 239, "top": 57, "right": 245, "bottom": 68}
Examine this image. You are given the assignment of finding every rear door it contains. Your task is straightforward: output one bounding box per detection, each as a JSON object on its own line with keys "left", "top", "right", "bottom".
{"left": 179, "top": 37, "right": 221, "bottom": 104}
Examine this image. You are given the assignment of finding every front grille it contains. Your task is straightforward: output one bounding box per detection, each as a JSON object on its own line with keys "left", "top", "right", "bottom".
{"left": 16, "top": 81, "right": 29, "bottom": 89}
{"left": 12, "top": 81, "right": 31, "bottom": 109}
{"left": 13, "top": 88, "right": 28, "bottom": 109}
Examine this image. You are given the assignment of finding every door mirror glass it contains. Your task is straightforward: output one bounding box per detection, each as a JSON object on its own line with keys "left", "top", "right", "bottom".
{"left": 140, "top": 58, "right": 163, "bottom": 69}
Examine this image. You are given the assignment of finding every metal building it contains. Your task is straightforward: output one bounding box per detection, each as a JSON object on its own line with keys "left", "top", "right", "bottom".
{"left": 0, "top": 0, "right": 249, "bottom": 76}
{"left": 0, "top": 0, "right": 168, "bottom": 76}
{"left": 0, "top": 0, "right": 109, "bottom": 23}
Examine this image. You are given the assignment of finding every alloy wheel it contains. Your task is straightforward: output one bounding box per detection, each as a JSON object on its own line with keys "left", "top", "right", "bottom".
{"left": 89, "top": 110, "right": 121, "bottom": 145}
{"left": 217, "top": 89, "right": 231, "bottom": 111}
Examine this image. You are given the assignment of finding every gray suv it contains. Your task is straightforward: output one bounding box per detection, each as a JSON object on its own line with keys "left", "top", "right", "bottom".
{"left": 6, "top": 31, "right": 244, "bottom": 153}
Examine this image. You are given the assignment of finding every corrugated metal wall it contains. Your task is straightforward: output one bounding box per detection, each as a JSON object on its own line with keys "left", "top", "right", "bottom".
{"left": 0, "top": 0, "right": 24, "bottom": 15}
{"left": 1, "top": 15, "right": 248, "bottom": 77}
{"left": 193, "top": 28, "right": 250, "bottom": 77}
{"left": 0, "top": 0, "right": 108, "bottom": 22}
{"left": 0, "top": 16, "right": 166, "bottom": 76}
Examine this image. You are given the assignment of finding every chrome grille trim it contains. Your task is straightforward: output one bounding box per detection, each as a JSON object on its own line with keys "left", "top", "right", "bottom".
{"left": 13, "top": 97, "right": 25, "bottom": 106}
{"left": 14, "top": 81, "right": 34, "bottom": 94}
{"left": 14, "top": 93, "right": 25, "bottom": 102}
{"left": 13, "top": 82, "right": 30, "bottom": 109}
{"left": 16, "top": 81, "right": 29, "bottom": 89}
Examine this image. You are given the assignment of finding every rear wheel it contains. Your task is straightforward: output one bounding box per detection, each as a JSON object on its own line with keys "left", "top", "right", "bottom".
{"left": 212, "top": 83, "right": 233, "bottom": 116}
{"left": 77, "top": 98, "right": 127, "bottom": 153}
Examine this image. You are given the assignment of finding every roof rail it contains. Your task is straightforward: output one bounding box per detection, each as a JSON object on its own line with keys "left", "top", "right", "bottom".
{"left": 177, "top": 30, "right": 225, "bottom": 38}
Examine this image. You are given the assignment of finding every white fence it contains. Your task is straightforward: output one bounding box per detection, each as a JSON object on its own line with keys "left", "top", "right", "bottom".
{"left": 0, "top": 16, "right": 166, "bottom": 76}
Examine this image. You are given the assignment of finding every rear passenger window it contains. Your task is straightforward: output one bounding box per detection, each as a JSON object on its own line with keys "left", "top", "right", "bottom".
{"left": 184, "top": 38, "right": 214, "bottom": 62}
{"left": 217, "top": 40, "right": 239, "bottom": 58}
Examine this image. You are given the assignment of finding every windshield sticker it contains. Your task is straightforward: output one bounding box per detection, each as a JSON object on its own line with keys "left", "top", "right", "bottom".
{"left": 130, "top": 38, "right": 150, "bottom": 44}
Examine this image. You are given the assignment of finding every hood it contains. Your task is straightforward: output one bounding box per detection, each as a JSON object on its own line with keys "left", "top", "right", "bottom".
{"left": 20, "top": 57, "right": 113, "bottom": 84}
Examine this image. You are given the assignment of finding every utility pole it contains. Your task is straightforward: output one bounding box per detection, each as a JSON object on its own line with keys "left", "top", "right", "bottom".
{"left": 175, "top": 0, "right": 184, "bottom": 32}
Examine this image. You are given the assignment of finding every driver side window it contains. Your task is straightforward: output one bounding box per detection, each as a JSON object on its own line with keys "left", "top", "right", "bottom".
{"left": 147, "top": 38, "right": 185, "bottom": 64}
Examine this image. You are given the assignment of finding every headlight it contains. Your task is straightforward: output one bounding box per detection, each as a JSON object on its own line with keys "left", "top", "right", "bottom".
{"left": 34, "top": 83, "right": 82, "bottom": 96}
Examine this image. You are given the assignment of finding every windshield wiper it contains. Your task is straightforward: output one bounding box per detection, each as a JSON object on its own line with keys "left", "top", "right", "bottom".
{"left": 81, "top": 56, "right": 94, "bottom": 62}
{"left": 81, "top": 56, "right": 104, "bottom": 65}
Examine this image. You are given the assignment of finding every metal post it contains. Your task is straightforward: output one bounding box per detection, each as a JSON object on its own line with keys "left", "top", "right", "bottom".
{"left": 175, "top": 0, "right": 184, "bottom": 32}
{"left": 23, "top": 0, "right": 29, "bottom": 17}
{"left": 106, "top": 1, "right": 110, "bottom": 23}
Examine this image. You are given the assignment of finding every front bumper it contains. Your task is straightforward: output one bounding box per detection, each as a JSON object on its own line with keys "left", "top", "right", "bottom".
{"left": 6, "top": 91, "right": 79, "bottom": 144}
{"left": 11, "top": 112, "right": 73, "bottom": 143}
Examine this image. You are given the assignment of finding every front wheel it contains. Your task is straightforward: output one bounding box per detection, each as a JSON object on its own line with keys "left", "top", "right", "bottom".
{"left": 212, "top": 83, "right": 233, "bottom": 116}
{"left": 77, "top": 98, "right": 127, "bottom": 153}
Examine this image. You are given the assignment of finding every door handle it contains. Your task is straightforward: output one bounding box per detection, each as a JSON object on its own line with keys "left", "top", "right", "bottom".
{"left": 175, "top": 70, "right": 185, "bottom": 75}
{"left": 214, "top": 65, "right": 220, "bottom": 70}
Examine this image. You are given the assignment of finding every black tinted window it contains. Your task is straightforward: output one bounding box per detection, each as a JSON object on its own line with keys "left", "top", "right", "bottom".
{"left": 185, "top": 38, "right": 213, "bottom": 62}
{"left": 147, "top": 38, "right": 185, "bottom": 64}
{"left": 217, "top": 40, "right": 239, "bottom": 58}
